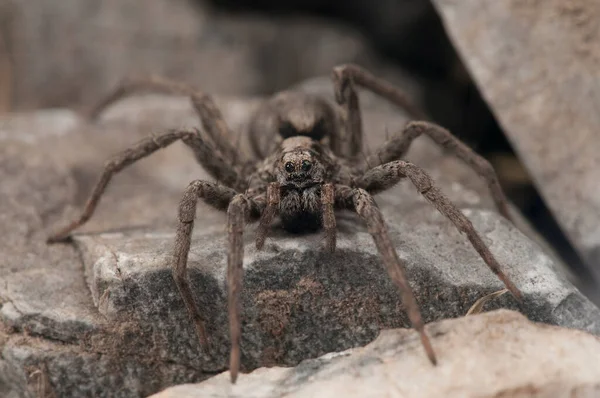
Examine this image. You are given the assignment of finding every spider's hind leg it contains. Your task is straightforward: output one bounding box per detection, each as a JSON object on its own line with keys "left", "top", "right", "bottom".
{"left": 355, "top": 160, "right": 522, "bottom": 301}
{"left": 46, "top": 127, "right": 247, "bottom": 243}
{"left": 365, "top": 121, "right": 513, "bottom": 222}
{"left": 334, "top": 186, "right": 436, "bottom": 365}
{"left": 86, "top": 75, "right": 252, "bottom": 170}
{"left": 331, "top": 65, "right": 511, "bottom": 222}
{"left": 331, "top": 66, "right": 361, "bottom": 158}
{"left": 85, "top": 75, "right": 196, "bottom": 121}
{"left": 47, "top": 128, "right": 197, "bottom": 242}
{"left": 331, "top": 64, "right": 427, "bottom": 159}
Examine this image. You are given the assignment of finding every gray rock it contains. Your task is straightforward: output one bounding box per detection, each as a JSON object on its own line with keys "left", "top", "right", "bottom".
{"left": 0, "top": 81, "right": 598, "bottom": 396}
{"left": 76, "top": 205, "right": 600, "bottom": 373}
{"left": 1, "top": 322, "right": 48, "bottom": 398}
{"left": 0, "top": 116, "right": 208, "bottom": 397}
{"left": 431, "top": 0, "right": 600, "bottom": 295}
{"left": 3, "top": 335, "right": 204, "bottom": 398}
{"left": 0, "top": 359, "right": 30, "bottom": 398}
{"left": 150, "top": 310, "right": 600, "bottom": 398}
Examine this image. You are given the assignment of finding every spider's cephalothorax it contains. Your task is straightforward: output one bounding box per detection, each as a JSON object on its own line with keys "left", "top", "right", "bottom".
{"left": 47, "top": 64, "right": 522, "bottom": 384}
{"left": 272, "top": 136, "right": 333, "bottom": 233}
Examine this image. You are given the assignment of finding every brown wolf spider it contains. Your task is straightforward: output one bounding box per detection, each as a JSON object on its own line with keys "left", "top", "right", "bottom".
{"left": 47, "top": 64, "right": 522, "bottom": 383}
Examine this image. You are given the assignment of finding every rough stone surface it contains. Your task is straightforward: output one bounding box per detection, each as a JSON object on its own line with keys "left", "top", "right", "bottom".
{"left": 0, "top": 79, "right": 598, "bottom": 397}
{"left": 77, "top": 207, "right": 600, "bottom": 373}
{"left": 0, "top": 0, "right": 418, "bottom": 112}
{"left": 0, "top": 111, "right": 209, "bottom": 397}
{"left": 431, "top": 0, "right": 600, "bottom": 292}
{"left": 151, "top": 310, "right": 600, "bottom": 398}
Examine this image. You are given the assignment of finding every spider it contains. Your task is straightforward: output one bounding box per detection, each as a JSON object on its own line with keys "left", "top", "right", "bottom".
{"left": 46, "top": 64, "right": 522, "bottom": 383}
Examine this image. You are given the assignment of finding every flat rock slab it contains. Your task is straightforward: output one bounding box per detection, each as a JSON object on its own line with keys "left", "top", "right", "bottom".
{"left": 431, "top": 0, "right": 600, "bottom": 292}
{"left": 151, "top": 310, "right": 600, "bottom": 398}
{"left": 77, "top": 206, "right": 600, "bottom": 372}
{"left": 0, "top": 81, "right": 598, "bottom": 397}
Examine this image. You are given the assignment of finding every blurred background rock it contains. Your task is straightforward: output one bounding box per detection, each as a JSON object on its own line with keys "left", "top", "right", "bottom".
{"left": 0, "top": 0, "right": 596, "bottom": 299}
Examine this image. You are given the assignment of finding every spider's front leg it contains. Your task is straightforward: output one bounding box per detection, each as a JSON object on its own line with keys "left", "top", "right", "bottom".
{"left": 334, "top": 186, "right": 436, "bottom": 365}
{"left": 172, "top": 180, "right": 239, "bottom": 350}
{"left": 225, "top": 193, "right": 265, "bottom": 383}
{"left": 355, "top": 160, "right": 523, "bottom": 300}
{"left": 322, "top": 183, "right": 337, "bottom": 252}
{"left": 255, "top": 182, "right": 280, "bottom": 250}
{"left": 253, "top": 182, "right": 337, "bottom": 253}
{"left": 173, "top": 182, "right": 265, "bottom": 384}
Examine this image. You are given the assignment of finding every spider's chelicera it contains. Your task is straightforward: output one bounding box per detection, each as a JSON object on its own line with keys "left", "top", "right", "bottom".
{"left": 47, "top": 64, "right": 522, "bottom": 383}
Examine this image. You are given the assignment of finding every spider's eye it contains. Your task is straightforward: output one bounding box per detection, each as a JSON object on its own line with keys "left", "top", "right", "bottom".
{"left": 301, "top": 160, "right": 312, "bottom": 172}
{"left": 285, "top": 162, "right": 295, "bottom": 173}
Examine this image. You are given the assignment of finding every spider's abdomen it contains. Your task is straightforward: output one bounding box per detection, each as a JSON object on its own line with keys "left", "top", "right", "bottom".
{"left": 279, "top": 186, "right": 323, "bottom": 233}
